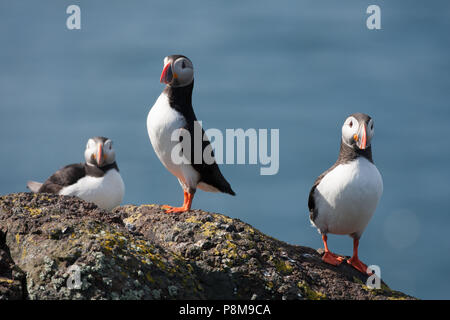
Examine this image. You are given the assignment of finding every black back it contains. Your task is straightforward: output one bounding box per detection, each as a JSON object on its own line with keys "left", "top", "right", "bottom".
{"left": 38, "top": 162, "right": 119, "bottom": 194}
{"left": 164, "top": 82, "right": 235, "bottom": 195}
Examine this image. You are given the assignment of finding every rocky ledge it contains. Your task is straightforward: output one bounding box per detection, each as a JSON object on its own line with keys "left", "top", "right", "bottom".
{"left": 0, "top": 193, "right": 413, "bottom": 300}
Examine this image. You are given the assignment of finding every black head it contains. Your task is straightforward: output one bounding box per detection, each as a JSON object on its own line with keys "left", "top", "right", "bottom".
{"left": 341, "top": 113, "right": 375, "bottom": 151}
{"left": 160, "top": 55, "right": 194, "bottom": 88}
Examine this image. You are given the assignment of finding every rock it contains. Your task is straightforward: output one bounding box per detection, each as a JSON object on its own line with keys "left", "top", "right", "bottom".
{"left": 0, "top": 244, "right": 25, "bottom": 300}
{"left": 0, "top": 193, "right": 414, "bottom": 300}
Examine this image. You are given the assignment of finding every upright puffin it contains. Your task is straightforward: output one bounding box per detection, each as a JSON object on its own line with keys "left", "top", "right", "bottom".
{"left": 308, "top": 113, "right": 383, "bottom": 274}
{"left": 27, "top": 136, "right": 125, "bottom": 211}
{"left": 147, "top": 54, "right": 235, "bottom": 213}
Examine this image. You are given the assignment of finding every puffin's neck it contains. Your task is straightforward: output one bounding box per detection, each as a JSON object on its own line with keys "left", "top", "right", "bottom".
{"left": 163, "top": 81, "right": 194, "bottom": 111}
{"left": 337, "top": 141, "right": 373, "bottom": 164}
{"left": 84, "top": 162, "right": 119, "bottom": 177}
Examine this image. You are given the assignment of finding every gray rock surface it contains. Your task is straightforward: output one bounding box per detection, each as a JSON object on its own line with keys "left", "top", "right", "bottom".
{"left": 0, "top": 193, "right": 414, "bottom": 300}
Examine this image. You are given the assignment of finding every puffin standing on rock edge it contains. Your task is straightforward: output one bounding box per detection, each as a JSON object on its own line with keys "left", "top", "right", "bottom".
{"left": 147, "top": 55, "right": 235, "bottom": 213}
{"left": 308, "top": 113, "right": 383, "bottom": 274}
{"left": 27, "top": 137, "right": 125, "bottom": 211}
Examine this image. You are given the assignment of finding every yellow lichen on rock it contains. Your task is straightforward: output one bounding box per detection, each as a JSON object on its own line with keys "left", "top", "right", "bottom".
{"left": 275, "top": 259, "right": 293, "bottom": 275}
{"left": 297, "top": 281, "right": 327, "bottom": 300}
{"left": 27, "top": 207, "right": 42, "bottom": 217}
{"left": 123, "top": 212, "right": 142, "bottom": 225}
{"left": 0, "top": 277, "right": 14, "bottom": 284}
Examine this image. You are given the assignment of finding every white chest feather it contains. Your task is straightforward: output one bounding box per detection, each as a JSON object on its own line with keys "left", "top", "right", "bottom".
{"left": 146, "top": 92, "right": 200, "bottom": 189}
{"left": 59, "top": 169, "right": 125, "bottom": 211}
{"left": 313, "top": 157, "right": 383, "bottom": 237}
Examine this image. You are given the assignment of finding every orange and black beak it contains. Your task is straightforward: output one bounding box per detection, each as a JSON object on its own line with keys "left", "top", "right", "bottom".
{"left": 96, "top": 143, "right": 105, "bottom": 167}
{"left": 353, "top": 123, "right": 368, "bottom": 150}
{"left": 160, "top": 62, "right": 173, "bottom": 84}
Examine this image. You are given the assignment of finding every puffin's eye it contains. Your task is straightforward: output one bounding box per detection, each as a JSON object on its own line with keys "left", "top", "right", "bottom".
{"left": 181, "top": 60, "right": 186, "bottom": 69}
{"left": 371, "top": 123, "right": 374, "bottom": 130}
{"left": 349, "top": 121, "right": 353, "bottom": 128}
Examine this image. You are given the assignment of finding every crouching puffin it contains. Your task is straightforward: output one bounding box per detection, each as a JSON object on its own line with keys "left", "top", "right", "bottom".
{"left": 147, "top": 55, "right": 235, "bottom": 213}
{"left": 27, "top": 137, "right": 125, "bottom": 211}
{"left": 308, "top": 113, "right": 383, "bottom": 274}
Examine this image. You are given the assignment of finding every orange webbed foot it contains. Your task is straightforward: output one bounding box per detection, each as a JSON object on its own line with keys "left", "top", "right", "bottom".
{"left": 164, "top": 206, "right": 190, "bottom": 214}
{"left": 162, "top": 191, "right": 194, "bottom": 213}
{"left": 322, "top": 251, "right": 345, "bottom": 266}
{"left": 321, "top": 234, "right": 344, "bottom": 266}
{"left": 347, "top": 238, "right": 372, "bottom": 274}
{"left": 347, "top": 256, "right": 370, "bottom": 274}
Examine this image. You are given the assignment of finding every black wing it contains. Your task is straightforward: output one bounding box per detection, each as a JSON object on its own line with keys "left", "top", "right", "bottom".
{"left": 308, "top": 163, "right": 339, "bottom": 222}
{"left": 184, "top": 120, "right": 235, "bottom": 196}
{"left": 38, "top": 163, "right": 86, "bottom": 194}
{"left": 308, "top": 177, "right": 321, "bottom": 222}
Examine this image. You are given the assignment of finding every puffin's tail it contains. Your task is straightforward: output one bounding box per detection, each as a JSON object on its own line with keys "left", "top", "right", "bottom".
{"left": 221, "top": 182, "right": 236, "bottom": 196}
{"left": 27, "top": 181, "right": 42, "bottom": 193}
{"left": 216, "top": 176, "right": 236, "bottom": 196}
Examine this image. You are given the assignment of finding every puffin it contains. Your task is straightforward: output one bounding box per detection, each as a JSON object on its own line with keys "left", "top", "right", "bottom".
{"left": 308, "top": 113, "right": 383, "bottom": 274}
{"left": 27, "top": 136, "right": 125, "bottom": 211}
{"left": 147, "top": 54, "right": 235, "bottom": 213}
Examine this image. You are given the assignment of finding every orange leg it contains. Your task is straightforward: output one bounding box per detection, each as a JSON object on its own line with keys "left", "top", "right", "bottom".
{"left": 321, "top": 234, "right": 345, "bottom": 266}
{"left": 347, "top": 238, "right": 370, "bottom": 274}
{"left": 162, "top": 191, "right": 188, "bottom": 210}
{"left": 162, "top": 191, "right": 194, "bottom": 213}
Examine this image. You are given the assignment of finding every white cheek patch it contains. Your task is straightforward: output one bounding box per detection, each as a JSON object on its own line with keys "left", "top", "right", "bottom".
{"left": 368, "top": 122, "right": 375, "bottom": 140}
{"left": 177, "top": 69, "right": 193, "bottom": 85}
{"left": 341, "top": 118, "right": 359, "bottom": 145}
{"left": 87, "top": 139, "right": 96, "bottom": 150}
{"left": 172, "top": 58, "right": 194, "bottom": 86}
{"left": 104, "top": 150, "right": 116, "bottom": 164}
{"left": 85, "top": 147, "right": 96, "bottom": 162}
